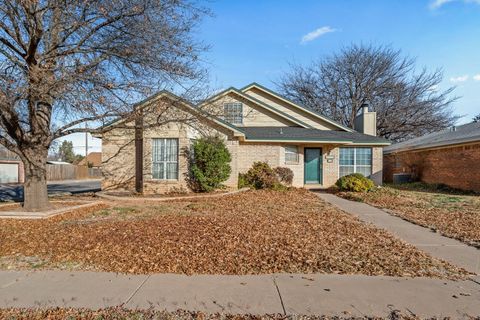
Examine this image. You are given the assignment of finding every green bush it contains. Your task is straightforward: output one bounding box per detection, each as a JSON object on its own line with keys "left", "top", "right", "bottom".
{"left": 243, "top": 162, "right": 279, "bottom": 189}
{"left": 190, "top": 136, "right": 231, "bottom": 192}
{"left": 335, "top": 173, "right": 374, "bottom": 192}
{"left": 274, "top": 167, "right": 294, "bottom": 185}
{"left": 238, "top": 173, "right": 249, "bottom": 189}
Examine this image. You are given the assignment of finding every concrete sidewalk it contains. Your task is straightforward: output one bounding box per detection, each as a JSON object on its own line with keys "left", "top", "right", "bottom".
{"left": 1, "top": 270, "right": 480, "bottom": 317}
{"left": 316, "top": 193, "right": 480, "bottom": 274}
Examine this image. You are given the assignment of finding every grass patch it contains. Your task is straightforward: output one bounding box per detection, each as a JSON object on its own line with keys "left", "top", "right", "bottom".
{"left": 338, "top": 185, "right": 480, "bottom": 247}
{"left": 388, "top": 182, "right": 477, "bottom": 195}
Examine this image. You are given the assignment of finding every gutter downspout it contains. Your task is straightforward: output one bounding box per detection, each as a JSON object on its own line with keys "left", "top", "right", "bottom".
{"left": 135, "top": 110, "right": 144, "bottom": 194}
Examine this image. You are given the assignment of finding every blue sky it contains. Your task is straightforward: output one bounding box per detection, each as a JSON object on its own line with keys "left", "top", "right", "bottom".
{"left": 200, "top": 0, "right": 480, "bottom": 123}
{"left": 67, "top": 0, "right": 480, "bottom": 154}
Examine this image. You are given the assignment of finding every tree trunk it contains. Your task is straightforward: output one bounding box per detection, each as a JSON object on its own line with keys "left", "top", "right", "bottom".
{"left": 23, "top": 148, "right": 50, "bottom": 211}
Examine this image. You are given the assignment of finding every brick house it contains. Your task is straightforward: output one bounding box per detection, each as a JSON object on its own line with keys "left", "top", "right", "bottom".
{"left": 77, "top": 152, "right": 102, "bottom": 168}
{"left": 99, "top": 83, "right": 390, "bottom": 193}
{"left": 383, "top": 121, "right": 480, "bottom": 192}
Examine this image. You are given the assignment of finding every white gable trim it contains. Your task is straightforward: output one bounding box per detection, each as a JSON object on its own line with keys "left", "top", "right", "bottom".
{"left": 241, "top": 83, "right": 354, "bottom": 132}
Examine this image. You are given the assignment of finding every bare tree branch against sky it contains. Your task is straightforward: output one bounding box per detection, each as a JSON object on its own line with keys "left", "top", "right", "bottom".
{"left": 277, "top": 45, "right": 458, "bottom": 142}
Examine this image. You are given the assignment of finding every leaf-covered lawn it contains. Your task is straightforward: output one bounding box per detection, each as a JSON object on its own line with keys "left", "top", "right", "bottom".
{"left": 0, "top": 189, "right": 468, "bottom": 278}
{"left": 338, "top": 185, "right": 480, "bottom": 247}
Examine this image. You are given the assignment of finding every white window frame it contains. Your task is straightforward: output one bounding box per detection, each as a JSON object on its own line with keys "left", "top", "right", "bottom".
{"left": 284, "top": 145, "right": 299, "bottom": 164}
{"left": 151, "top": 138, "right": 179, "bottom": 180}
{"left": 223, "top": 102, "right": 243, "bottom": 124}
{"left": 339, "top": 147, "right": 372, "bottom": 178}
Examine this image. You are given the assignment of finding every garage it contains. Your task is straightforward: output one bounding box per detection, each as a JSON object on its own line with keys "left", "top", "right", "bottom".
{"left": 0, "top": 163, "right": 19, "bottom": 183}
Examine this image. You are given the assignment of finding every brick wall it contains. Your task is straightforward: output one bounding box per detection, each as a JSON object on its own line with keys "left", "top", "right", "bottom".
{"left": 235, "top": 144, "right": 384, "bottom": 188}
{"left": 101, "top": 126, "right": 136, "bottom": 191}
{"left": 371, "top": 147, "right": 384, "bottom": 185}
{"left": 383, "top": 142, "right": 480, "bottom": 192}
{"left": 101, "top": 97, "right": 385, "bottom": 192}
{"left": 102, "top": 119, "right": 236, "bottom": 194}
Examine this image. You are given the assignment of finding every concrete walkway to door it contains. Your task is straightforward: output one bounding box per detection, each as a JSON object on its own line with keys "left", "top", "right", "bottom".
{"left": 316, "top": 192, "right": 480, "bottom": 274}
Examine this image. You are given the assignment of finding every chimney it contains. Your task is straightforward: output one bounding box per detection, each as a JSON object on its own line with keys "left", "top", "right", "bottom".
{"left": 354, "top": 103, "right": 377, "bottom": 136}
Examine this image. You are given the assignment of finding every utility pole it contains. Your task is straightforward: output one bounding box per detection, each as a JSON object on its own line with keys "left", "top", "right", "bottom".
{"left": 85, "top": 122, "right": 88, "bottom": 166}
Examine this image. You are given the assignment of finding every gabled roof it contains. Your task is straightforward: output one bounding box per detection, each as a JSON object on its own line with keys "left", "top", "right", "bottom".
{"left": 240, "top": 82, "right": 354, "bottom": 132}
{"left": 384, "top": 121, "right": 480, "bottom": 154}
{"left": 96, "top": 90, "right": 245, "bottom": 138}
{"left": 198, "top": 87, "right": 313, "bottom": 128}
{"left": 241, "top": 127, "right": 391, "bottom": 145}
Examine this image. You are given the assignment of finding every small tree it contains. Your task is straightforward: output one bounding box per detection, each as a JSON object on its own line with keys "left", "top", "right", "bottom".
{"left": 190, "top": 136, "right": 231, "bottom": 192}
{"left": 58, "top": 141, "right": 76, "bottom": 163}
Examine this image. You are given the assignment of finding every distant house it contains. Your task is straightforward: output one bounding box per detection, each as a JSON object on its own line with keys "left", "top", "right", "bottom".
{"left": 384, "top": 121, "right": 480, "bottom": 192}
{"left": 0, "top": 147, "right": 24, "bottom": 184}
{"left": 97, "top": 83, "right": 390, "bottom": 193}
{"left": 77, "top": 152, "right": 102, "bottom": 168}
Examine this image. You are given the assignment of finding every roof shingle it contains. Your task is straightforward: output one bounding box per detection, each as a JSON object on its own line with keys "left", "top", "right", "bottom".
{"left": 384, "top": 121, "right": 480, "bottom": 154}
{"left": 241, "top": 127, "right": 390, "bottom": 145}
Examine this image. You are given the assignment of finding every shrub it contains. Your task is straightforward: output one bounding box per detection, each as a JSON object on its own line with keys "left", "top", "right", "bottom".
{"left": 190, "top": 136, "right": 231, "bottom": 192}
{"left": 238, "top": 173, "right": 249, "bottom": 189}
{"left": 274, "top": 167, "right": 294, "bottom": 185}
{"left": 243, "top": 162, "right": 279, "bottom": 189}
{"left": 335, "top": 173, "right": 374, "bottom": 192}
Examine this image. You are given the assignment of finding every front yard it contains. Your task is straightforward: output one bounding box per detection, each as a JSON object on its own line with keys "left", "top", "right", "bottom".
{"left": 338, "top": 183, "right": 480, "bottom": 247}
{"left": 0, "top": 189, "right": 467, "bottom": 278}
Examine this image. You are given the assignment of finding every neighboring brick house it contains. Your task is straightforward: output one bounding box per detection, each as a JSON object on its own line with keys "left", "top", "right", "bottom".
{"left": 77, "top": 152, "right": 102, "bottom": 168}
{"left": 384, "top": 121, "right": 480, "bottom": 192}
{"left": 99, "top": 83, "right": 390, "bottom": 193}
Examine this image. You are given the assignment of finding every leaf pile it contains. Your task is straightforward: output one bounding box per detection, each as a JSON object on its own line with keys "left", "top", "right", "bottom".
{"left": 0, "top": 189, "right": 468, "bottom": 278}
{"left": 0, "top": 307, "right": 441, "bottom": 320}
{"left": 339, "top": 186, "right": 480, "bottom": 247}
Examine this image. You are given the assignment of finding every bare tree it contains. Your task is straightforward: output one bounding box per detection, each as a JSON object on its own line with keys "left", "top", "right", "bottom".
{"left": 474, "top": 114, "right": 480, "bottom": 122}
{"left": 0, "top": 0, "right": 209, "bottom": 210}
{"left": 277, "top": 44, "right": 458, "bottom": 141}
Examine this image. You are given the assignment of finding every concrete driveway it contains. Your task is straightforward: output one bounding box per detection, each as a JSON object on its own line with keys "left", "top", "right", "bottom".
{"left": 0, "top": 179, "right": 101, "bottom": 202}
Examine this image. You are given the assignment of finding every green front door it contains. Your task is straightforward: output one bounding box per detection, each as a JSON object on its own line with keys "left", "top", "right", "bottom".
{"left": 304, "top": 148, "right": 322, "bottom": 184}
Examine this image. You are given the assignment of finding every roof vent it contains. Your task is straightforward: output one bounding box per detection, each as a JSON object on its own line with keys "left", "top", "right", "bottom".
{"left": 279, "top": 128, "right": 283, "bottom": 135}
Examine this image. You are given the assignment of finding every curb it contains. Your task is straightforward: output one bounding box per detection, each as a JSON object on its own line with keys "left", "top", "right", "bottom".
{"left": 95, "top": 188, "right": 250, "bottom": 202}
{"left": 0, "top": 201, "right": 105, "bottom": 219}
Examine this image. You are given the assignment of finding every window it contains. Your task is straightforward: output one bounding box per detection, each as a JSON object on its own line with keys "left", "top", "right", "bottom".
{"left": 152, "top": 138, "right": 178, "bottom": 180}
{"left": 224, "top": 102, "right": 243, "bottom": 124}
{"left": 339, "top": 147, "right": 372, "bottom": 177}
{"left": 285, "top": 145, "right": 299, "bottom": 163}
